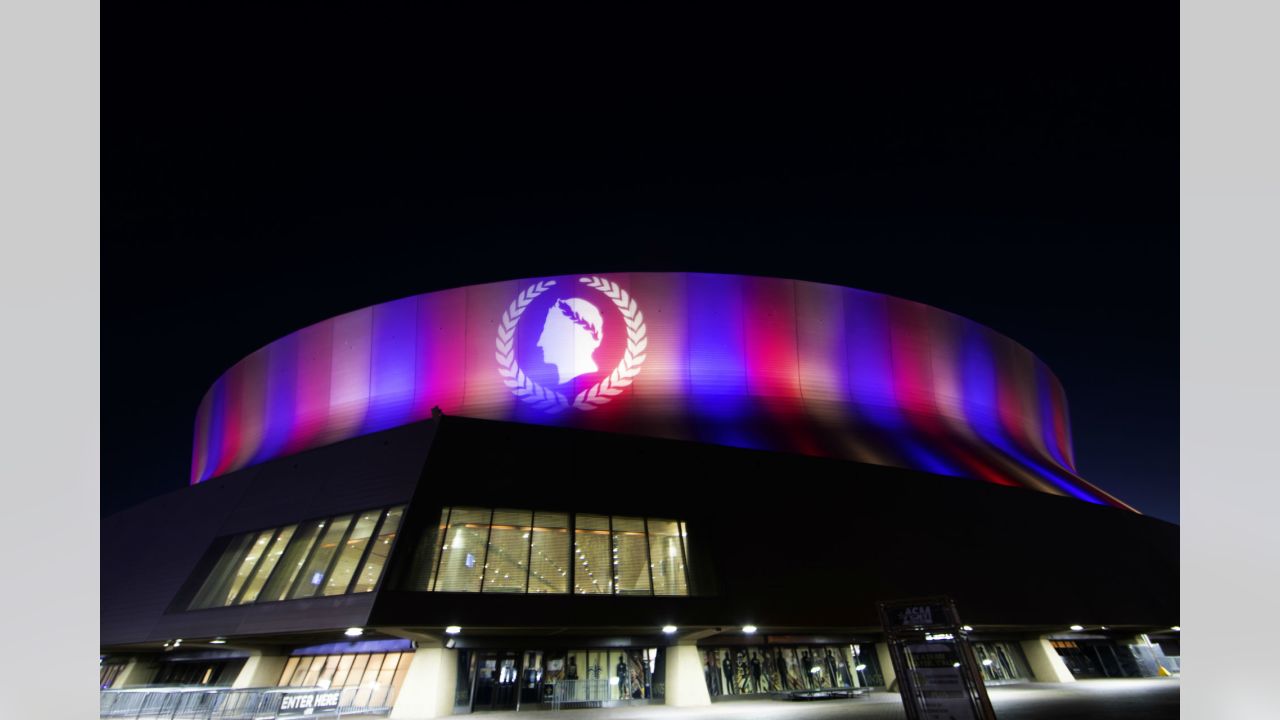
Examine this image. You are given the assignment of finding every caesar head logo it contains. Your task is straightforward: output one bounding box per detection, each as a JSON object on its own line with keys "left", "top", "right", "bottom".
{"left": 496, "top": 276, "right": 648, "bottom": 414}
{"left": 538, "top": 298, "right": 605, "bottom": 384}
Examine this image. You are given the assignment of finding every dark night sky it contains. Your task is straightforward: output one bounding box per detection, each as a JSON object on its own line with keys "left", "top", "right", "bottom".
{"left": 104, "top": 12, "right": 1177, "bottom": 522}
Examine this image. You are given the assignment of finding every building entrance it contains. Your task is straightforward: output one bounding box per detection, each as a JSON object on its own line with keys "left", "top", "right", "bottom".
{"left": 473, "top": 650, "right": 521, "bottom": 710}
{"left": 458, "top": 646, "right": 663, "bottom": 712}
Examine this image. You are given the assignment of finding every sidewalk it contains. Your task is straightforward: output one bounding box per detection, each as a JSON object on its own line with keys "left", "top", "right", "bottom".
{"left": 461, "top": 679, "right": 1180, "bottom": 720}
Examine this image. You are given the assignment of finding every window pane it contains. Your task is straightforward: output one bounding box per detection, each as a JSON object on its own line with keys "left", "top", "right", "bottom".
{"left": 330, "top": 654, "right": 355, "bottom": 688}
{"left": 435, "top": 508, "right": 490, "bottom": 592}
{"left": 303, "top": 655, "right": 327, "bottom": 686}
{"left": 261, "top": 519, "right": 324, "bottom": 602}
{"left": 353, "top": 506, "right": 405, "bottom": 593}
{"left": 289, "top": 515, "right": 354, "bottom": 600}
{"left": 315, "top": 655, "right": 341, "bottom": 686}
{"left": 483, "top": 509, "right": 532, "bottom": 593}
{"left": 345, "top": 654, "right": 370, "bottom": 688}
{"left": 388, "top": 652, "right": 413, "bottom": 706}
{"left": 574, "top": 514, "right": 612, "bottom": 594}
{"left": 612, "top": 516, "right": 651, "bottom": 595}
{"left": 421, "top": 508, "right": 449, "bottom": 592}
{"left": 239, "top": 525, "right": 297, "bottom": 604}
{"left": 278, "top": 657, "right": 299, "bottom": 686}
{"left": 354, "top": 654, "right": 386, "bottom": 706}
{"left": 647, "top": 519, "right": 689, "bottom": 596}
{"left": 529, "top": 512, "right": 570, "bottom": 594}
{"left": 189, "top": 534, "right": 254, "bottom": 609}
{"left": 289, "top": 657, "right": 313, "bottom": 686}
{"left": 322, "top": 511, "right": 382, "bottom": 596}
{"left": 222, "top": 530, "right": 277, "bottom": 605}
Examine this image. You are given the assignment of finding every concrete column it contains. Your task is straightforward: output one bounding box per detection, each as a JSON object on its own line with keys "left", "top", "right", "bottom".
{"left": 389, "top": 647, "right": 458, "bottom": 720}
{"left": 664, "top": 644, "right": 711, "bottom": 707}
{"left": 1020, "top": 638, "right": 1076, "bottom": 683}
{"left": 875, "top": 643, "right": 897, "bottom": 690}
{"left": 232, "top": 653, "right": 289, "bottom": 688}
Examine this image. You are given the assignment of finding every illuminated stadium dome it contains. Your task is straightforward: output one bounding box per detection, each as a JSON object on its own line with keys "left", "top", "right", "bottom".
{"left": 190, "top": 273, "right": 1126, "bottom": 509}
{"left": 102, "top": 273, "right": 1177, "bottom": 718}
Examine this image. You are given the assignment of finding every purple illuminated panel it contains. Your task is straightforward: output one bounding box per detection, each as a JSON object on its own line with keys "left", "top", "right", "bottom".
{"left": 189, "top": 273, "right": 1132, "bottom": 510}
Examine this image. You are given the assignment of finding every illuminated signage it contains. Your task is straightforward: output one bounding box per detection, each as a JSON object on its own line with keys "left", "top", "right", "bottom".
{"left": 278, "top": 690, "right": 341, "bottom": 712}
{"left": 188, "top": 273, "right": 1131, "bottom": 510}
{"left": 496, "top": 277, "right": 647, "bottom": 413}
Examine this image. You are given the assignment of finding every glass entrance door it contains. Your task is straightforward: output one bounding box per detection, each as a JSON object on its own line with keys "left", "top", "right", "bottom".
{"left": 473, "top": 651, "right": 521, "bottom": 710}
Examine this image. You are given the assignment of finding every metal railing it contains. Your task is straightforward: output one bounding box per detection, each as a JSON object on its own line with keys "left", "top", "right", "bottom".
{"left": 100, "top": 685, "right": 395, "bottom": 719}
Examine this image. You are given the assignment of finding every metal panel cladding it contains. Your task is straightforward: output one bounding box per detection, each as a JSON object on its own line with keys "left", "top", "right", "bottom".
{"left": 189, "top": 273, "right": 1131, "bottom": 510}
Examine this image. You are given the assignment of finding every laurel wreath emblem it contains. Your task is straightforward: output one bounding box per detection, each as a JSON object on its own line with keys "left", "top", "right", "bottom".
{"left": 495, "top": 276, "right": 648, "bottom": 413}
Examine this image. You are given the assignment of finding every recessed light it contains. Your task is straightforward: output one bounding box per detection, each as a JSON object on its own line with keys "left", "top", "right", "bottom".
{"left": 742, "top": 625, "right": 758, "bottom": 634}
{"left": 662, "top": 625, "right": 678, "bottom": 634}
{"left": 209, "top": 638, "right": 226, "bottom": 645}
{"left": 344, "top": 627, "right": 364, "bottom": 637}
{"left": 1171, "top": 626, "right": 1180, "bottom": 631}
{"left": 445, "top": 625, "right": 462, "bottom": 635}
{"left": 1069, "top": 625, "right": 1084, "bottom": 631}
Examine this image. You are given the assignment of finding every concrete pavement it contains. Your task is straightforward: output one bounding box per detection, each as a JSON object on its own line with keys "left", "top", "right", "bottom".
{"left": 460, "top": 678, "right": 1179, "bottom": 720}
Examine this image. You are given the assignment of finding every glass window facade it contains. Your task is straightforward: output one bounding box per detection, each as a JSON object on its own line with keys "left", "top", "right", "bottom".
{"left": 700, "top": 644, "right": 884, "bottom": 696}
{"left": 187, "top": 506, "right": 405, "bottom": 610}
{"left": 414, "top": 507, "right": 691, "bottom": 596}
{"left": 452, "top": 646, "right": 665, "bottom": 711}
{"left": 277, "top": 651, "right": 414, "bottom": 710}
{"left": 971, "top": 641, "right": 1032, "bottom": 683}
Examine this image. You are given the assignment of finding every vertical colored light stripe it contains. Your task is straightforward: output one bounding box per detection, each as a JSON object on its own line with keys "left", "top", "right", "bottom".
{"left": 283, "top": 320, "right": 334, "bottom": 456}
{"left": 888, "top": 298, "right": 940, "bottom": 420}
{"left": 927, "top": 311, "right": 967, "bottom": 426}
{"left": 743, "top": 276, "right": 817, "bottom": 455}
{"left": 201, "top": 380, "right": 226, "bottom": 482}
{"left": 844, "top": 289, "right": 905, "bottom": 430}
{"left": 1035, "top": 361, "right": 1071, "bottom": 471}
{"left": 1046, "top": 369, "right": 1076, "bottom": 471}
{"left": 325, "top": 307, "right": 373, "bottom": 444}
{"left": 190, "top": 389, "right": 213, "bottom": 484}
{"left": 413, "top": 288, "right": 468, "bottom": 417}
{"left": 742, "top": 276, "right": 803, "bottom": 401}
{"left": 365, "top": 296, "right": 418, "bottom": 434}
{"left": 230, "top": 347, "right": 269, "bottom": 470}
{"left": 210, "top": 362, "right": 244, "bottom": 478}
{"left": 1008, "top": 346, "right": 1049, "bottom": 460}
{"left": 795, "top": 281, "right": 849, "bottom": 407}
{"left": 252, "top": 332, "right": 298, "bottom": 466}
{"left": 686, "top": 274, "right": 751, "bottom": 448}
{"left": 625, "top": 272, "right": 690, "bottom": 439}
{"left": 687, "top": 274, "right": 747, "bottom": 409}
{"left": 796, "top": 280, "right": 880, "bottom": 463}
{"left": 463, "top": 281, "right": 519, "bottom": 420}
